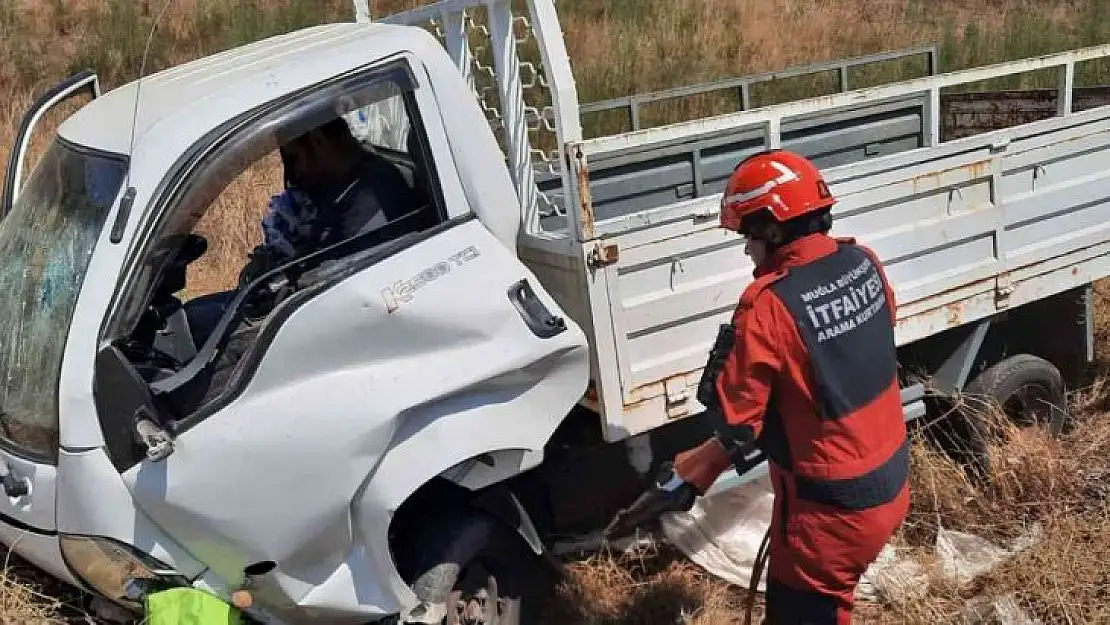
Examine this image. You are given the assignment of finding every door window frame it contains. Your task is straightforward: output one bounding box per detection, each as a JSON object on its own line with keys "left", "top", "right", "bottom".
{"left": 96, "top": 54, "right": 480, "bottom": 471}
{"left": 103, "top": 53, "right": 468, "bottom": 343}
{"left": 2, "top": 70, "right": 102, "bottom": 219}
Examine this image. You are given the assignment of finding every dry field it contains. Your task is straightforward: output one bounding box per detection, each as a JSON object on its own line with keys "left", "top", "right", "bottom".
{"left": 3, "top": 0, "right": 1110, "bottom": 623}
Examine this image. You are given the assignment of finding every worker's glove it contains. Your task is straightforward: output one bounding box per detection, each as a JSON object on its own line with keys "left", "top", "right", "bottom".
{"left": 603, "top": 461, "right": 697, "bottom": 540}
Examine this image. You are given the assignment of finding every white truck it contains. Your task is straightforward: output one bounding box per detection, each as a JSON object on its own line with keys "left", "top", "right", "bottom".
{"left": 0, "top": 0, "right": 1106, "bottom": 623}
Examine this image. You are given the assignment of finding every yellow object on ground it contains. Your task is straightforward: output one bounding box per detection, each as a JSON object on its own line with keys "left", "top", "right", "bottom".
{"left": 144, "top": 587, "right": 245, "bottom": 625}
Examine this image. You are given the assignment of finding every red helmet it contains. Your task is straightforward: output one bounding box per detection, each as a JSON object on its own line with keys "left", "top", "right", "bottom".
{"left": 719, "top": 149, "right": 836, "bottom": 233}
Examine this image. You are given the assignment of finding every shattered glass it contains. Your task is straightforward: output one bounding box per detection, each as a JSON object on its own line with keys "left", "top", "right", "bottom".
{"left": 0, "top": 140, "right": 126, "bottom": 462}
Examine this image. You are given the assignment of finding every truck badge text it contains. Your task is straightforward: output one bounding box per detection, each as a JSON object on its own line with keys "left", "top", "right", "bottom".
{"left": 382, "top": 246, "right": 482, "bottom": 312}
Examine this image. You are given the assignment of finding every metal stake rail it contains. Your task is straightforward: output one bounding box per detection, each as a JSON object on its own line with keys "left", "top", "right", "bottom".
{"left": 578, "top": 44, "right": 941, "bottom": 132}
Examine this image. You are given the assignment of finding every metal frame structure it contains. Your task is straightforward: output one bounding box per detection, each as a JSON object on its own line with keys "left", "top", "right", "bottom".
{"left": 561, "top": 43, "right": 1110, "bottom": 438}
{"left": 578, "top": 44, "right": 940, "bottom": 133}
{"left": 377, "top": 0, "right": 584, "bottom": 236}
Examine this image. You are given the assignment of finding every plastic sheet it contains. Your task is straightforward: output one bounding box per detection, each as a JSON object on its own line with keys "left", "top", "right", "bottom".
{"left": 659, "top": 475, "right": 776, "bottom": 592}
{"left": 661, "top": 478, "right": 1043, "bottom": 613}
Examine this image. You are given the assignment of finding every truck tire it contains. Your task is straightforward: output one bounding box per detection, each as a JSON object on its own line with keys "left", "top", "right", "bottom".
{"left": 956, "top": 354, "right": 1070, "bottom": 479}
{"left": 403, "top": 511, "right": 548, "bottom": 625}
{"left": 964, "top": 354, "right": 1070, "bottom": 435}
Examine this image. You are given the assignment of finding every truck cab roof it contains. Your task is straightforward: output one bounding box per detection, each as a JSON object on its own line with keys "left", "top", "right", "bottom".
{"left": 52, "top": 15, "right": 523, "bottom": 259}
{"left": 57, "top": 22, "right": 424, "bottom": 157}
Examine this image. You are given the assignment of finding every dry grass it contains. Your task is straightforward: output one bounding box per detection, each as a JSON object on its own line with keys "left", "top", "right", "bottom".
{"left": 4, "top": 1, "right": 1110, "bottom": 623}
{"left": 186, "top": 153, "right": 279, "bottom": 296}
{"left": 545, "top": 543, "right": 748, "bottom": 624}
{"left": 0, "top": 550, "right": 88, "bottom": 624}
{"left": 564, "top": 0, "right": 1110, "bottom": 135}
{"left": 0, "top": 573, "right": 67, "bottom": 625}
{"left": 892, "top": 392, "right": 1110, "bottom": 624}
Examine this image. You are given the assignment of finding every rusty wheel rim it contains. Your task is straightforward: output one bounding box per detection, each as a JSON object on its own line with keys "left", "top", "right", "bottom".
{"left": 447, "top": 565, "right": 506, "bottom": 625}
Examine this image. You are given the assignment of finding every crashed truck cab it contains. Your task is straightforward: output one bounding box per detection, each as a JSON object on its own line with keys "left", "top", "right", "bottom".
{"left": 0, "top": 20, "right": 589, "bottom": 623}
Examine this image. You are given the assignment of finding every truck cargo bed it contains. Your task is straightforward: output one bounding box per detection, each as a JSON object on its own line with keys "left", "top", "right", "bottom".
{"left": 380, "top": 1, "right": 1110, "bottom": 443}
{"left": 524, "top": 46, "right": 1110, "bottom": 441}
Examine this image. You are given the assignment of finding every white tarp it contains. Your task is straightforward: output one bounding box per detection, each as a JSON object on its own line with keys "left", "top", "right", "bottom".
{"left": 659, "top": 478, "right": 1043, "bottom": 610}
{"left": 935, "top": 523, "right": 1043, "bottom": 586}
{"left": 659, "top": 475, "right": 777, "bottom": 592}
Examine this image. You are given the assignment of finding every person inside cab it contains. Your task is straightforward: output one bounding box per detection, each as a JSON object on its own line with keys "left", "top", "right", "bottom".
{"left": 183, "top": 115, "right": 422, "bottom": 347}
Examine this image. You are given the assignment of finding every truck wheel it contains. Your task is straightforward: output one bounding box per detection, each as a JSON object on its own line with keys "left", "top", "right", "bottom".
{"left": 404, "top": 512, "right": 548, "bottom": 625}
{"left": 964, "top": 354, "right": 1070, "bottom": 437}
{"left": 956, "top": 354, "right": 1070, "bottom": 479}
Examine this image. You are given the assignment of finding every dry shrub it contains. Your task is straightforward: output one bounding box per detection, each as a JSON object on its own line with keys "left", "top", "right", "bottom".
{"left": 907, "top": 382, "right": 1110, "bottom": 540}
{"left": 982, "top": 508, "right": 1110, "bottom": 624}
{"left": 545, "top": 542, "right": 749, "bottom": 625}
{"left": 546, "top": 542, "right": 913, "bottom": 624}
{"left": 0, "top": 572, "right": 63, "bottom": 624}
{"left": 905, "top": 419, "right": 1076, "bottom": 545}
{"left": 187, "top": 151, "right": 281, "bottom": 297}
{"left": 0, "top": 551, "right": 79, "bottom": 624}
{"left": 883, "top": 376, "right": 1110, "bottom": 623}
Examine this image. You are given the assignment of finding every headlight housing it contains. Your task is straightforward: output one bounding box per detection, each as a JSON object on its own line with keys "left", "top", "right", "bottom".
{"left": 60, "top": 534, "right": 188, "bottom": 611}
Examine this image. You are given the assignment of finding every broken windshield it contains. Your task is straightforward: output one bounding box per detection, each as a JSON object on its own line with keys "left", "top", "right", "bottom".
{"left": 0, "top": 139, "right": 127, "bottom": 462}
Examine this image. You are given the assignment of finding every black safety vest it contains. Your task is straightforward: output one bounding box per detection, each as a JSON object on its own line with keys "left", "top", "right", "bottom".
{"left": 753, "top": 242, "right": 908, "bottom": 511}
{"left": 769, "top": 242, "right": 899, "bottom": 421}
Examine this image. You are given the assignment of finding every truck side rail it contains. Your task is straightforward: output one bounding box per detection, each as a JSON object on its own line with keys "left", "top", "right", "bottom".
{"left": 536, "top": 92, "right": 931, "bottom": 235}
{"left": 578, "top": 44, "right": 940, "bottom": 135}
{"left": 534, "top": 85, "right": 1110, "bottom": 237}
{"left": 559, "top": 45, "right": 1110, "bottom": 440}
{"left": 562, "top": 43, "right": 1110, "bottom": 243}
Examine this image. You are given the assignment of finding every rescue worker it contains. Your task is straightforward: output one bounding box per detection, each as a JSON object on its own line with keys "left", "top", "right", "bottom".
{"left": 183, "top": 115, "right": 423, "bottom": 346}
{"left": 610, "top": 149, "right": 910, "bottom": 624}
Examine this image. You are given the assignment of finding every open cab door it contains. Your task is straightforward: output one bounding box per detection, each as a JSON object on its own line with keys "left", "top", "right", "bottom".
{"left": 0, "top": 69, "right": 106, "bottom": 583}
{"left": 2, "top": 69, "right": 101, "bottom": 217}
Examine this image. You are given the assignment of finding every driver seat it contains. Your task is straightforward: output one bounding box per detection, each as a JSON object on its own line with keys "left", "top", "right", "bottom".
{"left": 153, "top": 309, "right": 198, "bottom": 365}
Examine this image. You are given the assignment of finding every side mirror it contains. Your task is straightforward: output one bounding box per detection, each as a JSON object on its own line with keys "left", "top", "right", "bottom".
{"left": 93, "top": 345, "right": 175, "bottom": 469}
